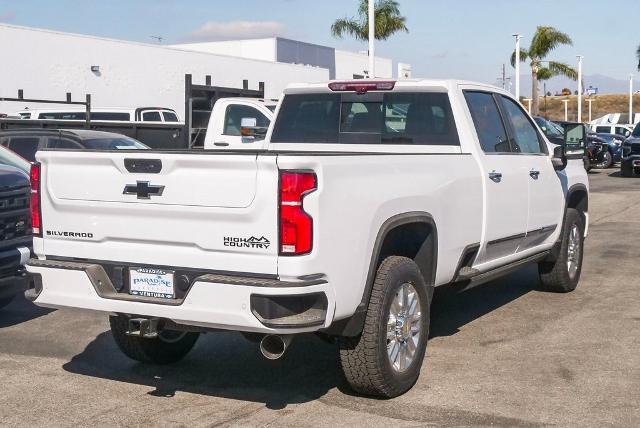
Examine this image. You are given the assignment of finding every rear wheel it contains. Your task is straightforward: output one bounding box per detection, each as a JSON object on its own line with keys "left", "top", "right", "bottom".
{"left": 109, "top": 315, "right": 200, "bottom": 364}
{"left": 621, "top": 160, "right": 633, "bottom": 177}
{"left": 339, "top": 256, "right": 430, "bottom": 398}
{"left": 538, "top": 208, "right": 584, "bottom": 293}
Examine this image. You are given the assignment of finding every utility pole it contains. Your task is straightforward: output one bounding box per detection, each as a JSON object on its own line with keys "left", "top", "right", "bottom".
{"left": 587, "top": 98, "right": 594, "bottom": 122}
{"left": 577, "top": 55, "right": 583, "bottom": 122}
{"left": 629, "top": 74, "right": 634, "bottom": 124}
{"left": 512, "top": 34, "right": 521, "bottom": 99}
{"left": 563, "top": 99, "right": 569, "bottom": 121}
{"left": 368, "top": 0, "right": 375, "bottom": 79}
{"left": 544, "top": 82, "right": 547, "bottom": 117}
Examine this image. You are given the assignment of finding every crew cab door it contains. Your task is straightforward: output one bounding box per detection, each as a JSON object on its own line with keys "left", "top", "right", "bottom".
{"left": 497, "top": 95, "right": 564, "bottom": 250}
{"left": 464, "top": 91, "right": 529, "bottom": 264}
{"left": 204, "top": 100, "right": 273, "bottom": 150}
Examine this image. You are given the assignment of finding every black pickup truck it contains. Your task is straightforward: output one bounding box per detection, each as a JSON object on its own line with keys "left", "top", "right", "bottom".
{"left": 0, "top": 148, "right": 31, "bottom": 310}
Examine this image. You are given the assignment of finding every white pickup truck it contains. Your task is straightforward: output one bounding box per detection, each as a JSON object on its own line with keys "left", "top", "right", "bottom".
{"left": 26, "top": 79, "right": 589, "bottom": 398}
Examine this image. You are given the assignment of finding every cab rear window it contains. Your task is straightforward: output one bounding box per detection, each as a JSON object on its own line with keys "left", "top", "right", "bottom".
{"left": 270, "top": 92, "right": 459, "bottom": 146}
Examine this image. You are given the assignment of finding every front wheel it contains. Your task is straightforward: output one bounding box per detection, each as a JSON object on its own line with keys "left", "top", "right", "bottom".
{"left": 621, "top": 160, "right": 633, "bottom": 177}
{"left": 538, "top": 208, "right": 585, "bottom": 292}
{"left": 109, "top": 316, "right": 200, "bottom": 364}
{"left": 593, "top": 150, "right": 613, "bottom": 169}
{"left": 338, "top": 256, "right": 431, "bottom": 398}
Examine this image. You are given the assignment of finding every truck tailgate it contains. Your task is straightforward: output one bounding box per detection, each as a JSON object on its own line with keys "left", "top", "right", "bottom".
{"left": 36, "top": 150, "right": 279, "bottom": 275}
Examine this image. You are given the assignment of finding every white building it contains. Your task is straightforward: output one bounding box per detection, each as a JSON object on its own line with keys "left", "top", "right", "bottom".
{"left": 0, "top": 24, "right": 404, "bottom": 118}
{"left": 172, "top": 38, "right": 394, "bottom": 79}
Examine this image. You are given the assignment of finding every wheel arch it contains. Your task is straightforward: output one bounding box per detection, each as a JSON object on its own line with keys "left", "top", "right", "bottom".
{"left": 323, "top": 212, "right": 437, "bottom": 337}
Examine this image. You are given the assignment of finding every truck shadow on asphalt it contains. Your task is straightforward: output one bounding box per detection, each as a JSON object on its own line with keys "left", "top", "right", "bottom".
{"left": 0, "top": 294, "right": 54, "bottom": 328}
{"left": 62, "top": 265, "right": 539, "bottom": 407}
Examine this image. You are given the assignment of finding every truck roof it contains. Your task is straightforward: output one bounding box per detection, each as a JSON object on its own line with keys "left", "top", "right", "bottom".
{"left": 284, "top": 79, "right": 505, "bottom": 94}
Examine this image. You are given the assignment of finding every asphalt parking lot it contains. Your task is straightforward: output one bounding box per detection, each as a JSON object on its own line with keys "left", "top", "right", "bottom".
{"left": 1, "top": 169, "right": 639, "bottom": 427}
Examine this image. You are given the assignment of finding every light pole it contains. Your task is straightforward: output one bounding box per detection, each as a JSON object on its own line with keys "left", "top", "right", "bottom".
{"left": 587, "top": 98, "right": 594, "bottom": 123}
{"left": 629, "top": 74, "right": 634, "bottom": 124}
{"left": 512, "top": 34, "right": 522, "bottom": 99}
{"left": 577, "top": 55, "right": 583, "bottom": 122}
{"left": 562, "top": 99, "right": 569, "bottom": 121}
{"left": 523, "top": 98, "right": 532, "bottom": 113}
{"left": 368, "top": 0, "right": 375, "bottom": 79}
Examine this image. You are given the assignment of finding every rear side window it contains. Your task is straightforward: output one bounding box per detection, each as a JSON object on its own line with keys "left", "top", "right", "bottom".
{"left": 46, "top": 138, "right": 83, "bottom": 149}
{"left": 91, "top": 112, "right": 130, "bottom": 121}
{"left": 223, "top": 105, "right": 270, "bottom": 136}
{"left": 6, "top": 137, "right": 40, "bottom": 161}
{"left": 595, "top": 126, "right": 610, "bottom": 134}
{"left": 498, "top": 96, "right": 545, "bottom": 154}
{"left": 464, "top": 92, "right": 510, "bottom": 153}
{"left": 142, "top": 111, "right": 162, "bottom": 122}
{"left": 271, "top": 92, "right": 459, "bottom": 145}
{"left": 38, "top": 112, "right": 85, "bottom": 120}
{"left": 162, "top": 111, "right": 179, "bottom": 122}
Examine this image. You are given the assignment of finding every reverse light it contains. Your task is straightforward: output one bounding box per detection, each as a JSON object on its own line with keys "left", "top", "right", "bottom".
{"left": 328, "top": 80, "right": 395, "bottom": 94}
{"left": 279, "top": 171, "right": 317, "bottom": 255}
{"left": 30, "top": 162, "right": 42, "bottom": 237}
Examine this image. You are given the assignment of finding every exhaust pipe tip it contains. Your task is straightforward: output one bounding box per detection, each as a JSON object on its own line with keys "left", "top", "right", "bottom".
{"left": 259, "top": 334, "right": 292, "bottom": 360}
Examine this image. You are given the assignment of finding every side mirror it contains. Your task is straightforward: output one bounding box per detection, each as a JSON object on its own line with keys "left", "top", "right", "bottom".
{"left": 553, "top": 122, "right": 587, "bottom": 171}
{"left": 240, "top": 117, "right": 268, "bottom": 141}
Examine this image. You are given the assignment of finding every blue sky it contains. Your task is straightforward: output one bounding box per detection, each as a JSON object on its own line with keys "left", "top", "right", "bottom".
{"left": 1, "top": 0, "right": 639, "bottom": 91}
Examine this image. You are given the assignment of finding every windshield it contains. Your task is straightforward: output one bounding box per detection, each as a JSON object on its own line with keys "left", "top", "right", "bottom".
{"left": 632, "top": 123, "right": 640, "bottom": 137}
{"left": 82, "top": 136, "right": 149, "bottom": 150}
{"left": 0, "top": 146, "right": 30, "bottom": 173}
{"left": 271, "top": 92, "right": 459, "bottom": 145}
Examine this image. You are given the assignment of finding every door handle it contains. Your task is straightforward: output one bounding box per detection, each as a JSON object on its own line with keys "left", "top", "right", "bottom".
{"left": 488, "top": 171, "right": 502, "bottom": 182}
{"left": 529, "top": 170, "right": 540, "bottom": 179}
{"left": 213, "top": 141, "right": 229, "bottom": 147}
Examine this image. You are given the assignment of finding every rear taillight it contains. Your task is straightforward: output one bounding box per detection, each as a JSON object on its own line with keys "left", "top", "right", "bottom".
{"left": 279, "top": 171, "right": 317, "bottom": 255}
{"left": 30, "top": 162, "right": 42, "bottom": 237}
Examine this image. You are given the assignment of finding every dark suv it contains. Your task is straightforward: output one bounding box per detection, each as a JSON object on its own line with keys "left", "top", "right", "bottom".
{"left": 621, "top": 124, "right": 640, "bottom": 177}
{"left": 0, "top": 159, "right": 31, "bottom": 310}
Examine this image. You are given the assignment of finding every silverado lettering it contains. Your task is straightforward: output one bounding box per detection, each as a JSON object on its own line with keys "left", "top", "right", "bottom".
{"left": 46, "top": 230, "right": 94, "bottom": 238}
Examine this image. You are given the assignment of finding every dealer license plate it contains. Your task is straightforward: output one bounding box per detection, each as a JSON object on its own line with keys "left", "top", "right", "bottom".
{"left": 129, "top": 267, "right": 175, "bottom": 299}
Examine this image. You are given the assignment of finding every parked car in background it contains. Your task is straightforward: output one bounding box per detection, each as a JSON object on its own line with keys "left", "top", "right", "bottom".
{"left": 590, "top": 124, "right": 633, "bottom": 139}
{"left": 592, "top": 132, "right": 623, "bottom": 168}
{"left": 14, "top": 107, "right": 181, "bottom": 123}
{"left": 0, "top": 129, "right": 149, "bottom": 162}
{"left": 621, "top": 124, "right": 640, "bottom": 177}
{"left": 586, "top": 135, "right": 612, "bottom": 170}
{"left": 0, "top": 162, "right": 31, "bottom": 310}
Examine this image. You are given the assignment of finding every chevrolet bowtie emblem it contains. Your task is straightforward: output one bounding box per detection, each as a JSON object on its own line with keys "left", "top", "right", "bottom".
{"left": 123, "top": 181, "right": 165, "bottom": 199}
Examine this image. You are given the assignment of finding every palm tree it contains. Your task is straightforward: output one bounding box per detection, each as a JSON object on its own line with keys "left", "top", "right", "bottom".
{"left": 636, "top": 45, "right": 640, "bottom": 70}
{"left": 511, "top": 26, "right": 577, "bottom": 115}
{"left": 331, "top": 0, "right": 408, "bottom": 42}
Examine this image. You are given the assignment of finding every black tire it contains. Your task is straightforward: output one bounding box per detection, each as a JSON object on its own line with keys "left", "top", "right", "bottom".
{"left": 538, "top": 208, "right": 585, "bottom": 293}
{"left": 594, "top": 150, "right": 613, "bottom": 169}
{"left": 338, "top": 256, "right": 431, "bottom": 398}
{"left": 109, "top": 315, "right": 199, "bottom": 364}
{"left": 0, "top": 295, "right": 15, "bottom": 310}
{"left": 583, "top": 156, "right": 592, "bottom": 172}
{"left": 621, "top": 160, "right": 633, "bottom": 177}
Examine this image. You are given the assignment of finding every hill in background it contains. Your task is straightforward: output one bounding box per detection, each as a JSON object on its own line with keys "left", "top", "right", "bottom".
{"left": 533, "top": 93, "right": 640, "bottom": 123}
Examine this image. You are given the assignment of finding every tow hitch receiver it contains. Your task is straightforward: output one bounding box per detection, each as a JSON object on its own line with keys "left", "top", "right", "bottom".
{"left": 126, "top": 318, "right": 159, "bottom": 338}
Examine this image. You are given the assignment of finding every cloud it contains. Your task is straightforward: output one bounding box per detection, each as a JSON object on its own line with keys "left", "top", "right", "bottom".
{"left": 184, "top": 20, "right": 287, "bottom": 43}
{"left": 431, "top": 51, "right": 448, "bottom": 59}
{"left": 0, "top": 10, "right": 15, "bottom": 22}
